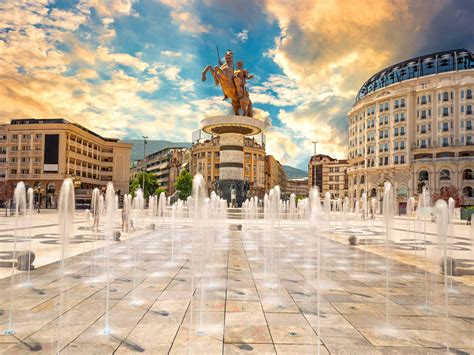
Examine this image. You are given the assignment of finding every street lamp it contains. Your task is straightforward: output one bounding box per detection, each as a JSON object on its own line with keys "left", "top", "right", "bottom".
{"left": 142, "top": 136, "right": 148, "bottom": 193}
{"left": 312, "top": 140, "right": 318, "bottom": 187}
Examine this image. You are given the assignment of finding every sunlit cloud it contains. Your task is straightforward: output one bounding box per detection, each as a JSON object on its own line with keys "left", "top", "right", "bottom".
{"left": 0, "top": 0, "right": 471, "bottom": 169}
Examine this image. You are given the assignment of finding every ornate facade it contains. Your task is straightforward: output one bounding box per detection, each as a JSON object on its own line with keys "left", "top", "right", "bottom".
{"left": 348, "top": 49, "right": 474, "bottom": 212}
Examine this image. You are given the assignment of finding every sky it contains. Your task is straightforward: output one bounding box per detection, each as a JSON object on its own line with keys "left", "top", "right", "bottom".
{"left": 0, "top": 0, "right": 473, "bottom": 170}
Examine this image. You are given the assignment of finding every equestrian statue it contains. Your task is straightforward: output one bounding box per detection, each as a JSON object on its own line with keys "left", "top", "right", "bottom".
{"left": 202, "top": 48, "right": 254, "bottom": 117}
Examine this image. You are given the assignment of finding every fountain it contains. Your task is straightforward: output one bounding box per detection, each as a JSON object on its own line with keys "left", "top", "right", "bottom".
{"left": 1, "top": 173, "right": 473, "bottom": 354}
{"left": 382, "top": 181, "right": 394, "bottom": 332}
{"left": 57, "top": 178, "right": 75, "bottom": 352}
{"left": 3, "top": 181, "right": 26, "bottom": 335}
{"left": 103, "top": 182, "right": 115, "bottom": 335}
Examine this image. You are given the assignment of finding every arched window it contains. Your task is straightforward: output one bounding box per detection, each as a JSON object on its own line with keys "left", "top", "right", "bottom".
{"left": 419, "top": 170, "right": 429, "bottom": 181}
{"left": 463, "top": 169, "right": 473, "bottom": 180}
{"left": 370, "top": 188, "right": 377, "bottom": 198}
{"left": 440, "top": 169, "right": 451, "bottom": 181}
{"left": 360, "top": 175, "right": 365, "bottom": 184}
{"left": 397, "top": 186, "right": 408, "bottom": 198}
{"left": 353, "top": 177, "right": 357, "bottom": 185}
{"left": 463, "top": 186, "right": 473, "bottom": 197}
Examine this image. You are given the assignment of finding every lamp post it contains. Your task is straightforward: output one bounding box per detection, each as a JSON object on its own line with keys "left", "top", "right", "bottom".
{"left": 312, "top": 140, "right": 318, "bottom": 187}
{"left": 142, "top": 136, "right": 148, "bottom": 193}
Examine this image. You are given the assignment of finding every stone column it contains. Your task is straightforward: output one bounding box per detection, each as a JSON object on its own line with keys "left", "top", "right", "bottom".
{"left": 218, "top": 133, "right": 245, "bottom": 207}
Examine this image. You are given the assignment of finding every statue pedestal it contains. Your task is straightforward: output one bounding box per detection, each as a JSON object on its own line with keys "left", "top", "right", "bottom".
{"left": 201, "top": 115, "right": 265, "bottom": 207}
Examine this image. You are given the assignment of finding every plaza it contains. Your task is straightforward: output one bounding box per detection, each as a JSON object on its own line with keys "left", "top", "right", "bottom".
{"left": 0, "top": 203, "right": 473, "bottom": 354}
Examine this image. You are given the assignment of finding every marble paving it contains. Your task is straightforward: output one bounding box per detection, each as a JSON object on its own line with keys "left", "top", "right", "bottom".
{"left": 0, "top": 216, "right": 473, "bottom": 354}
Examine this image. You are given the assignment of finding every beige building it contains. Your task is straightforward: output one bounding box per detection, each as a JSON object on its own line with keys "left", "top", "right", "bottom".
{"left": 287, "top": 178, "right": 309, "bottom": 197}
{"left": 140, "top": 147, "right": 190, "bottom": 195}
{"left": 348, "top": 48, "right": 474, "bottom": 212}
{"left": 0, "top": 118, "right": 131, "bottom": 208}
{"left": 265, "top": 155, "right": 288, "bottom": 195}
{"left": 191, "top": 136, "right": 266, "bottom": 197}
{"left": 308, "top": 154, "right": 349, "bottom": 198}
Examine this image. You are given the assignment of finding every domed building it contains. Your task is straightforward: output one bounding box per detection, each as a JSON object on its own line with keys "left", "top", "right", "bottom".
{"left": 348, "top": 49, "right": 474, "bottom": 213}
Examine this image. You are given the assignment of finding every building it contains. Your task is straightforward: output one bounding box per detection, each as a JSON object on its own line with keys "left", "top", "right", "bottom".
{"left": 308, "top": 154, "right": 349, "bottom": 198}
{"left": 142, "top": 147, "right": 190, "bottom": 195}
{"left": 265, "top": 155, "right": 288, "bottom": 195}
{"left": 287, "top": 178, "right": 309, "bottom": 197}
{"left": 0, "top": 118, "right": 132, "bottom": 208}
{"left": 348, "top": 48, "right": 474, "bottom": 212}
{"left": 191, "top": 136, "right": 266, "bottom": 198}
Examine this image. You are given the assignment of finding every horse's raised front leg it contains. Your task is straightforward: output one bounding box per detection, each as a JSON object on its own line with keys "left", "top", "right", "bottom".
{"left": 202, "top": 65, "right": 214, "bottom": 82}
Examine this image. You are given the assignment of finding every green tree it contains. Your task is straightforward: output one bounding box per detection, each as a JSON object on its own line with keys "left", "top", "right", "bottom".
{"left": 129, "top": 171, "right": 157, "bottom": 198}
{"left": 155, "top": 187, "right": 166, "bottom": 196}
{"left": 175, "top": 169, "right": 192, "bottom": 200}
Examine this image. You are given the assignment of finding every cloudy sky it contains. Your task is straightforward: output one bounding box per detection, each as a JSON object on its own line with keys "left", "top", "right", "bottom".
{"left": 1, "top": 0, "right": 473, "bottom": 169}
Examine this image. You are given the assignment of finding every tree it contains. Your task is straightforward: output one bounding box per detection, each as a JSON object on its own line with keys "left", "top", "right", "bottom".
{"left": 129, "top": 172, "right": 157, "bottom": 198}
{"left": 432, "top": 185, "right": 464, "bottom": 207}
{"left": 155, "top": 187, "right": 166, "bottom": 196}
{"left": 175, "top": 169, "right": 192, "bottom": 200}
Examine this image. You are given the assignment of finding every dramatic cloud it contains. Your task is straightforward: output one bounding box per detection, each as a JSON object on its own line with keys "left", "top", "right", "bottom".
{"left": 158, "top": 0, "right": 210, "bottom": 34}
{"left": 0, "top": 0, "right": 471, "bottom": 169}
{"left": 258, "top": 0, "right": 449, "bottom": 164}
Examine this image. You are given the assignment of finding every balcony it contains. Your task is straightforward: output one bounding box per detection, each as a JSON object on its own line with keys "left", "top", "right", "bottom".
{"left": 466, "top": 126, "right": 473, "bottom": 131}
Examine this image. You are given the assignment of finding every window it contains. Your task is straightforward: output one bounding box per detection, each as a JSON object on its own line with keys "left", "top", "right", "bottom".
{"left": 467, "top": 105, "right": 472, "bottom": 115}
{"left": 442, "top": 107, "right": 449, "bottom": 117}
{"left": 421, "top": 95, "right": 427, "bottom": 105}
{"left": 440, "top": 169, "right": 451, "bottom": 181}
{"left": 463, "top": 186, "right": 473, "bottom": 198}
{"left": 463, "top": 169, "right": 473, "bottom": 180}
{"left": 401, "top": 98, "right": 405, "bottom": 107}
{"left": 467, "top": 89, "right": 473, "bottom": 99}
{"left": 442, "top": 122, "right": 449, "bottom": 132}
{"left": 419, "top": 170, "right": 429, "bottom": 181}
{"left": 443, "top": 92, "right": 449, "bottom": 101}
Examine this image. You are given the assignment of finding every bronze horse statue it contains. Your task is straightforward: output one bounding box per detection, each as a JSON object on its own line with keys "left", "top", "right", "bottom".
{"left": 202, "top": 49, "right": 253, "bottom": 117}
